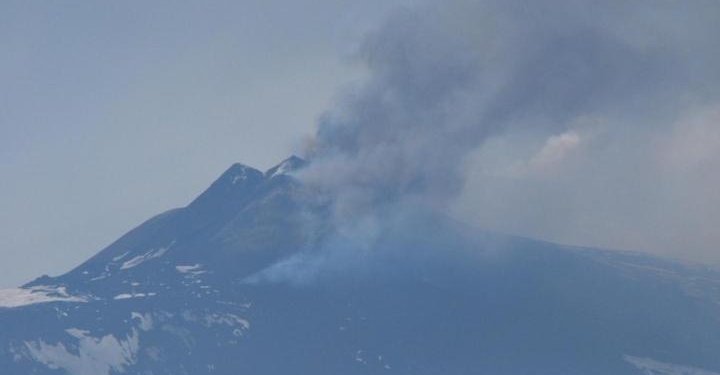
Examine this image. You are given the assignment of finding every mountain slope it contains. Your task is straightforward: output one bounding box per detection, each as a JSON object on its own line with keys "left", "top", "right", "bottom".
{"left": 1, "top": 157, "right": 720, "bottom": 375}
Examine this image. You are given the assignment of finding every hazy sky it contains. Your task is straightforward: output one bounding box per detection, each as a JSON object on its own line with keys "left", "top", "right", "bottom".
{"left": 0, "top": 0, "right": 414, "bottom": 287}
{"left": 300, "top": 0, "right": 720, "bottom": 269}
{"left": 2, "top": 0, "right": 719, "bottom": 288}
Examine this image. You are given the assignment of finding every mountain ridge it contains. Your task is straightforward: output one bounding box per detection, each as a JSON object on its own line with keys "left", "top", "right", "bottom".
{"left": 3, "top": 156, "right": 720, "bottom": 375}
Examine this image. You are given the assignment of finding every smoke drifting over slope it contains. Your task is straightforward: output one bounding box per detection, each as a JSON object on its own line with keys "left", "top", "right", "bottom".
{"left": 299, "top": 0, "right": 720, "bottom": 261}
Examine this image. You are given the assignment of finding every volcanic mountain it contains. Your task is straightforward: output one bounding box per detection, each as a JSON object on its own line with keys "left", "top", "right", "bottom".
{"left": 1, "top": 156, "right": 719, "bottom": 375}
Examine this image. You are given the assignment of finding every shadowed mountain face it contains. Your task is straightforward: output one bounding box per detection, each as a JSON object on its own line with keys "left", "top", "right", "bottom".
{"left": 1, "top": 157, "right": 720, "bottom": 375}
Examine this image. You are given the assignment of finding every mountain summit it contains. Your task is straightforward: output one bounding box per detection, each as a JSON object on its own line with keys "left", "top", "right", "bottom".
{"left": 264, "top": 155, "right": 307, "bottom": 178}
{"left": 1, "top": 157, "right": 720, "bottom": 375}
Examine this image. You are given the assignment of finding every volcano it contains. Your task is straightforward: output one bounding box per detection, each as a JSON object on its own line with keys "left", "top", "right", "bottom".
{"left": 1, "top": 156, "right": 719, "bottom": 375}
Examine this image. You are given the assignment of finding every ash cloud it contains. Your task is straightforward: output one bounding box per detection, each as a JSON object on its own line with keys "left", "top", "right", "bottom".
{"left": 299, "top": 0, "right": 720, "bottom": 262}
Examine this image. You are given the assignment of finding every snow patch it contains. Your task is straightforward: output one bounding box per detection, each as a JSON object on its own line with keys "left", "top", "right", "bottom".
{"left": 131, "top": 312, "right": 153, "bottom": 331}
{"left": 25, "top": 328, "right": 140, "bottom": 375}
{"left": 266, "top": 156, "right": 305, "bottom": 178}
{"left": 112, "top": 252, "right": 129, "bottom": 262}
{"left": 120, "top": 243, "right": 173, "bottom": 270}
{"left": 180, "top": 311, "right": 251, "bottom": 337}
{"left": 355, "top": 350, "right": 367, "bottom": 364}
{"left": 175, "top": 264, "right": 206, "bottom": 275}
{"left": 624, "top": 355, "right": 720, "bottom": 375}
{"left": 65, "top": 328, "right": 90, "bottom": 339}
{"left": 203, "top": 313, "right": 250, "bottom": 331}
{"left": 270, "top": 160, "right": 293, "bottom": 177}
{"left": 232, "top": 174, "right": 246, "bottom": 184}
{"left": 231, "top": 168, "right": 249, "bottom": 184}
{"left": 0, "top": 286, "right": 87, "bottom": 308}
{"left": 113, "top": 293, "right": 155, "bottom": 300}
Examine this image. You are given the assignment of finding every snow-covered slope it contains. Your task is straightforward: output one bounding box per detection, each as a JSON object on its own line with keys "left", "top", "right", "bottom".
{"left": 1, "top": 156, "right": 719, "bottom": 375}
